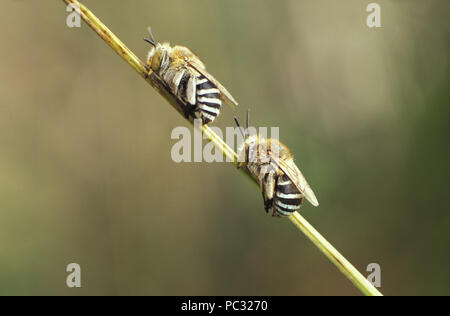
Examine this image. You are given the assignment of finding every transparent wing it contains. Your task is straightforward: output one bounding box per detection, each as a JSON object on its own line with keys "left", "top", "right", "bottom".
{"left": 271, "top": 156, "right": 319, "bottom": 207}
{"left": 187, "top": 59, "right": 238, "bottom": 108}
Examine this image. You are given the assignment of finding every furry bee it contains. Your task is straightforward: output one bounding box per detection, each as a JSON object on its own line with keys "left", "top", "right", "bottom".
{"left": 144, "top": 27, "right": 238, "bottom": 124}
{"left": 235, "top": 111, "right": 319, "bottom": 217}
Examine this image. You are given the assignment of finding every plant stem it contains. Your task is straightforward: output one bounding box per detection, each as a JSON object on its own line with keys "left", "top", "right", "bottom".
{"left": 289, "top": 212, "right": 382, "bottom": 296}
{"left": 61, "top": 0, "right": 383, "bottom": 296}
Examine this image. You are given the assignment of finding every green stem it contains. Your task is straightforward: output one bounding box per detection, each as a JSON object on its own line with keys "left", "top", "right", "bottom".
{"left": 62, "top": 0, "right": 383, "bottom": 296}
{"left": 289, "top": 212, "right": 382, "bottom": 296}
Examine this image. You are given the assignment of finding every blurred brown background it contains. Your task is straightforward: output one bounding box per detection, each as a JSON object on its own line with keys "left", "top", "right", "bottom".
{"left": 0, "top": 0, "right": 449, "bottom": 295}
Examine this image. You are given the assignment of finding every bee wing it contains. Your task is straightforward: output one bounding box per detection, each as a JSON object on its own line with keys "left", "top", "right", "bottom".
{"left": 187, "top": 59, "right": 238, "bottom": 108}
{"left": 270, "top": 156, "right": 319, "bottom": 207}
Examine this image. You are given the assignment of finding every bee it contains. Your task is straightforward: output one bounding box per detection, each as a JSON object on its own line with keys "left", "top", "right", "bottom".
{"left": 235, "top": 111, "right": 319, "bottom": 217}
{"left": 144, "top": 27, "right": 238, "bottom": 125}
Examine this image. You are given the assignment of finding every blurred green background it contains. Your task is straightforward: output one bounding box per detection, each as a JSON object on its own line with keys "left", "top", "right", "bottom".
{"left": 0, "top": 0, "right": 449, "bottom": 296}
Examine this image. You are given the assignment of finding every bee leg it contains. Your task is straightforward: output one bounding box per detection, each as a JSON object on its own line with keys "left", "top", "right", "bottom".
{"left": 183, "top": 107, "right": 191, "bottom": 120}
{"left": 261, "top": 187, "right": 272, "bottom": 214}
{"left": 201, "top": 114, "right": 209, "bottom": 125}
{"left": 178, "top": 103, "right": 189, "bottom": 119}
{"left": 194, "top": 107, "right": 211, "bottom": 125}
{"left": 181, "top": 103, "right": 196, "bottom": 121}
{"left": 263, "top": 196, "right": 273, "bottom": 214}
{"left": 262, "top": 172, "right": 276, "bottom": 214}
{"left": 272, "top": 211, "right": 282, "bottom": 218}
{"left": 192, "top": 104, "right": 201, "bottom": 120}
{"left": 144, "top": 64, "right": 152, "bottom": 79}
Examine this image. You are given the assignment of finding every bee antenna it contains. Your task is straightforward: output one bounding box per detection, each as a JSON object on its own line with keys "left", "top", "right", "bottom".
{"left": 144, "top": 26, "right": 156, "bottom": 46}
{"left": 246, "top": 109, "right": 250, "bottom": 130}
{"left": 234, "top": 117, "right": 246, "bottom": 140}
{"left": 144, "top": 38, "right": 156, "bottom": 46}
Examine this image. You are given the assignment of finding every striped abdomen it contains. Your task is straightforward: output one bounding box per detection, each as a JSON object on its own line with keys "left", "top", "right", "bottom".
{"left": 159, "top": 62, "right": 222, "bottom": 124}
{"left": 274, "top": 174, "right": 303, "bottom": 217}
{"left": 195, "top": 76, "right": 222, "bottom": 124}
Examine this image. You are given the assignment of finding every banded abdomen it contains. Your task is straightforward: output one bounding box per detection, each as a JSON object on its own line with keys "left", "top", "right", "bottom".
{"left": 195, "top": 76, "right": 222, "bottom": 124}
{"left": 159, "top": 63, "right": 222, "bottom": 124}
{"left": 273, "top": 174, "right": 303, "bottom": 217}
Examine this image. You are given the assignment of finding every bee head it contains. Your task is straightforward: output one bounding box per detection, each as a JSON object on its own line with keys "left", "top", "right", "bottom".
{"left": 144, "top": 27, "right": 169, "bottom": 72}
{"left": 147, "top": 43, "right": 171, "bottom": 72}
